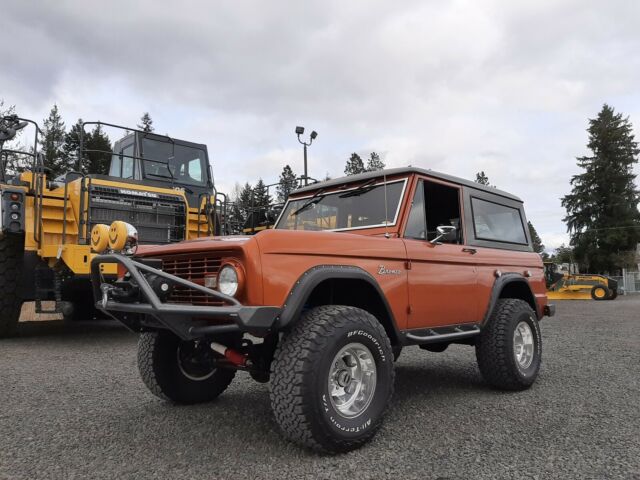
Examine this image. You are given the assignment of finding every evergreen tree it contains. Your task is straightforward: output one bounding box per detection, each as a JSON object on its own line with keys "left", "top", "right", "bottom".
{"left": 238, "top": 182, "right": 253, "bottom": 224}
{"left": 344, "top": 153, "right": 365, "bottom": 175}
{"left": 83, "top": 125, "right": 112, "bottom": 175}
{"left": 475, "top": 171, "right": 491, "bottom": 186}
{"left": 277, "top": 164, "right": 298, "bottom": 201}
{"left": 227, "top": 183, "right": 246, "bottom": 234}
{"left": 138, "top": 112, "right": 154, "bottom": 132}
{"left": 62, "top": 118, "right": 84, "bottom": 171}
{"left": 528, "top": 221, "right": 545, "bottom": 254}
{"left": 562, "top": 104, "right": 640, "bottom": 273}
{"left": 253, "top": 178, "right": 272, "bottom": 214}
{"left": 39, "top": 105, "right": 67, "bottom": 178}
{"left": 365, "top": 152, "right": 385, "bottom": 171}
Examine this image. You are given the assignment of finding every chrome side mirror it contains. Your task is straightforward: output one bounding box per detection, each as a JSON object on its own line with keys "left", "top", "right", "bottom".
{"left": 430, "top": 225, "right": 456, "bottom": 244}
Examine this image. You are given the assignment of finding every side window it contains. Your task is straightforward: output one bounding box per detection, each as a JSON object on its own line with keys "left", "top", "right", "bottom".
{"left": 471, "top": 197, "right": 527, "bottom": 244}
{"left": 405, "top": 180, "right": 426, "bottom": 239}
{"left": 121, "top": 144, "right": 134, "bottom": 179}
{"left": 109, "top": 153, "right": 121, "bottom": 177}
{"left": 187, "top": 158, "right": 203, "bottom": 182}
{"left": 424, "top": 181, "right": 463, "bottom": 244}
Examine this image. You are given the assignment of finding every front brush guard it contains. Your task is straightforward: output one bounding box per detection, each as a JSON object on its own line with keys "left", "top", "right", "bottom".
{"left": 90, "top": 254, "right": 280, "bottom": 340}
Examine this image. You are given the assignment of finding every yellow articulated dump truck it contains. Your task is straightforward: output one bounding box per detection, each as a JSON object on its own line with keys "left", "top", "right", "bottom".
{"left": 0, "top": 116, "right": 223, "bottom": 336}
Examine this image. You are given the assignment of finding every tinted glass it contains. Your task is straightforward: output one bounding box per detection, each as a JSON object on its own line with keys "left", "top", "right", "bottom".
{"left": 276, "top": 180, "right": 405, "bottom": 231}
{"left": 472, "top": 197, "right": 527, "bottom": 244}
{"left": 121, "top": 145, "right": 135, "bottom": 179}
{"left": 141, "top": 138, "right": 207, "bottom": 186}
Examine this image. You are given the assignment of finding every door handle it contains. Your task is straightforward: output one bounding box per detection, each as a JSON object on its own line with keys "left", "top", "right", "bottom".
{"left": 462, "top": 248, "right": 477, "bottom": 255}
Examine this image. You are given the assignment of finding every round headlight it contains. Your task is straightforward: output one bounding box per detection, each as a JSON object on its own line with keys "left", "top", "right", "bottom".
{"left": 218, "top": 265, "right": 239, "bottom": 297}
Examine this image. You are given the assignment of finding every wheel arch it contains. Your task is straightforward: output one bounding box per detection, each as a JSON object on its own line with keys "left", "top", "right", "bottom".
{"left": 483, "top": 273, "right": 539, "bottom": 324}
{"left": 276, "top": 265, "right": 401, "bottom": 346}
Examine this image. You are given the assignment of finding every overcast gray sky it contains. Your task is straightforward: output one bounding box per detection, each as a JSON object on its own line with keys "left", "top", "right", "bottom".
{"left": 2, "top": 0, "right": 640, "bottom": 250}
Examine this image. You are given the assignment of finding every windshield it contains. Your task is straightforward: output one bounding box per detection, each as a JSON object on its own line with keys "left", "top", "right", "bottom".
{"left": 141, "top": 138, "right": 208, "bottom": 187}
{"left": 275, "top": 179, "right": 406, "bottom": 231}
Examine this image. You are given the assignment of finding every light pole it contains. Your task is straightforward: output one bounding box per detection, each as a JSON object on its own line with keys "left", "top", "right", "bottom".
{"left": 295, "top": 126, "right": 317, "bottom": 186}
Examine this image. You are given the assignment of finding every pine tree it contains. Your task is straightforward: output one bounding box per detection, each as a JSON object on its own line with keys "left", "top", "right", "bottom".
{"left": 366, "top": 152, "right": 385, "bottom": 171}
{"left": 62, "top": 118, "right": 84, "bottom": 172}
{"left": 138, "top": 112, "right": 154, "bottom": 132}
{"left": 238, "top": 182, "right": 253, "bottom": 224}
{"left": 528, "top": 221, "right": 545, "bottom": 254}
{"left": 39, "top": 105, "right": 67, "bottom": 178}
{"left": 344, "top": 153, "right": 365, "bottom": 175}
{"left": 277, "top": 164, "right": 298, "bottom": 201}
{"left": 475, "top": 171, "right": 491, "bottom": 186}
{"left": 83, "top": 125, "right": 112, "bottom": 175}
{"left": 562, "top": 104, "right": 640, "bottom": 273}
{"left": 254, "top": 178, "right": 272, "bottom": 213}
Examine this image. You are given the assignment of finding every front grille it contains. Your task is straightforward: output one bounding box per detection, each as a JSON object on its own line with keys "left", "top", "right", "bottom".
{"left": 89, "top": 185, "right": 186, "bottom": 244}
{"left": 158, "top": 252, "right": 232, "bottom": 306}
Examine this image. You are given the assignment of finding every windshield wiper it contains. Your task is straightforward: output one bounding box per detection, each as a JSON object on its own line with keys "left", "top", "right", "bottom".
{"left": 339, "top": 178, "right": 378, "bottom": 198}
{"left": 146, "top": 172, "right": 173, "bottom": 180}
{"left": 292, "top": 189, "right": 327, "bottom": 216}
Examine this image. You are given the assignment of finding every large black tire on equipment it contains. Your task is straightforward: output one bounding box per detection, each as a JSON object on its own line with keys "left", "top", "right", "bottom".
{"left": 0, "top": 234, "right": 24, "bottom": 337}
{"left": 137, "top": 331, "right": 236, "bottom": 404}
{"left": 607, "top": 288, "right": 618, "bottom": 300}
{"left": 270, "top": 305, "right": 395, "bottom": 453}
{"left": 476, "top": 299, "right": 542, "bottom": 391}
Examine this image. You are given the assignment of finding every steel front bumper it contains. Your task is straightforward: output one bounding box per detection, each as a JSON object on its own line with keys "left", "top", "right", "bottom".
{"left": 90, "top": 254, "right": 280, "bottom": 340}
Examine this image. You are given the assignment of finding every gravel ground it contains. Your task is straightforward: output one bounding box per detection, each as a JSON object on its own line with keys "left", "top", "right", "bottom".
{"left": 1, "top": 297, "right": 639, "bottom": 480}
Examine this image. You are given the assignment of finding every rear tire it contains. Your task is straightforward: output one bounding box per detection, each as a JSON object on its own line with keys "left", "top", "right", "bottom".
{"left": 0, "top": 234, "right": 24, "bottom": 338}
{"left": 476, "top": 299, "right": 542, "bottom": 391}
{"left": 270, "top": 305, "right": 394, "bottom": 453}
{"left": 591, "top": 285, "right": 610, "bottom": 301}
{"left": 607, "top": 289, "right": 618, "bottom": 300}
{"left": 137, "top": 331, "right": 236, "bottom": 404}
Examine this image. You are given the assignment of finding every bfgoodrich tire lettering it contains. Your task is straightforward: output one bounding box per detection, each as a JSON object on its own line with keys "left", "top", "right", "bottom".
{"left": 270, "top": 305, "right": 394, "bottom": 453}
{"left": 476, "top": 298, "right": 542, "bottom": 391}
{"left": 137, "top": 331, "right": 235, "bottom": 404}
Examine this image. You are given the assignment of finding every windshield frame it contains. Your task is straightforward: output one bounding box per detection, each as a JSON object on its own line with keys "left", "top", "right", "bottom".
{"left": 274, "top": 177, "right": 408, "bottom": 232}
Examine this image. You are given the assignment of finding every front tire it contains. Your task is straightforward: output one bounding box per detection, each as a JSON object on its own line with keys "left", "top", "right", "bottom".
{"left": 476, "top": 299, "right": 542, "bottom": 391}
{"left": 0, "top": 234, "right": 24, "bottom": 337}
{"left": 137, "top": 331, "right": 236, "bottom": 404}
{"left": 270, "top": 305, "right": 394, "bottom": 453}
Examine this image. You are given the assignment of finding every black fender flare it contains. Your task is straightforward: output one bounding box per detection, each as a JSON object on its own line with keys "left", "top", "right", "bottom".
{"left": 482, "top": 273, "right": 539, "bottom": 324}
{"left": 275, "top": 265, "right": 401, "bottom": 342}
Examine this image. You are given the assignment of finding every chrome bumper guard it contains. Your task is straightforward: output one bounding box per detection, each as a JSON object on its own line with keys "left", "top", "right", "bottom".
{"left": 90, "top": 254, "right": 281, "bottom": 340}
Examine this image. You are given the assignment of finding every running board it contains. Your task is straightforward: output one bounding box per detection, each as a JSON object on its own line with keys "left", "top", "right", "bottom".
{"left": 403, "top": 325, "right": 481, "bottom": 345}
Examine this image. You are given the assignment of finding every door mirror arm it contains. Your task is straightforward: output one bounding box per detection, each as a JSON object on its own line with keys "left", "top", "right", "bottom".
{"left": 430, "top": 225, "right": 456, "bottom": 245}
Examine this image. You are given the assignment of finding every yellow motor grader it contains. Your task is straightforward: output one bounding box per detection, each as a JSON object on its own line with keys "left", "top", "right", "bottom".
{"left": 0, "top": 115, "right": 223, "bottom": 336}
{"left": 543, "top": 262, "right": 618, "bottom": 300}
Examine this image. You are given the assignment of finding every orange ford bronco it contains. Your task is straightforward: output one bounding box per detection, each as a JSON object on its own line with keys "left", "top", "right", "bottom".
{"left": 91, "top": 167, "right": 554, "bottom": 453}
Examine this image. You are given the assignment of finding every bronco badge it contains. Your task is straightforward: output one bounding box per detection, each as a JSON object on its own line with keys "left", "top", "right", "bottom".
{"left": 378, "top": 265, "right": 402, "bottom": 275}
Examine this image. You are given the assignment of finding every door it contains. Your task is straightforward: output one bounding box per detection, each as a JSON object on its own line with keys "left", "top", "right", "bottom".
{"left": 403, "top": 179, "right": 480, "bottom": 329}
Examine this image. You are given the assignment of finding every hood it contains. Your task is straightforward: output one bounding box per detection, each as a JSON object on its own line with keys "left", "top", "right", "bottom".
{"left": 135, "top": 235, "right": 254, "bottom": 257}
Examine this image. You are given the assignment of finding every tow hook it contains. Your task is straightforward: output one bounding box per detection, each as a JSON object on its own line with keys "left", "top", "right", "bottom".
{"left": 210, "top": 342, "right": 252, "bottom": 368}
{"left": 100, "top": 283, "right": 112, "bottom": 308}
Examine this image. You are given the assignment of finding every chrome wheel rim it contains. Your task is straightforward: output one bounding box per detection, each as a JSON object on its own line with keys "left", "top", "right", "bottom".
{"left": 513, "top": 321, "right": 534, "bottom": 369}
{"left": 177, "top": 344, "right": 216, "bottom": 381}
{"left": 328, "top": 342, "right": 377, "bottom": 419}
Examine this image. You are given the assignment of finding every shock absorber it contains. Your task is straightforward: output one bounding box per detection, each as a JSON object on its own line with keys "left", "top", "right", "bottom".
{"left": 210, "top": 342, "right": 251, "bottom": 367}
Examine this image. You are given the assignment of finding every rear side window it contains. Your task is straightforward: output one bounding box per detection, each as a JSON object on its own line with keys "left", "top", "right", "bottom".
{"left": 471, "top": 197, "right": 527, "bottom": 244}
